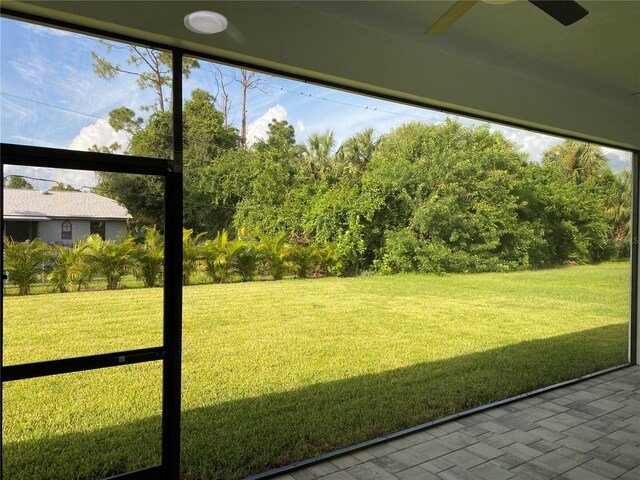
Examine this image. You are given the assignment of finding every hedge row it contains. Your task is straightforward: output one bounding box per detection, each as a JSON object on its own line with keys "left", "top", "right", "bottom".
{"left": 2, "top": 228, "right": 339, "bottom": 295}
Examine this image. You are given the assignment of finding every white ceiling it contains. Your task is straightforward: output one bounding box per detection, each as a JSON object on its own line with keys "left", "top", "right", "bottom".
{"left": 4, "top": 0, "right": 640, "bottom": 150}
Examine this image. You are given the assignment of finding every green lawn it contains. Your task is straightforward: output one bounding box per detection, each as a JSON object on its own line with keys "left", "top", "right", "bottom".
{"left": 2, "top": 263, "right": 630, "bottom": 480}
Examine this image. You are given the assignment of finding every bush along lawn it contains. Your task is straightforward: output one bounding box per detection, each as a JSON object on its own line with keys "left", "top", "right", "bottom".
{"left": 1, "top": 262, "right": 629, "bottom": 480}
{"left": 2, "top": 228, "right": 339, "bottom": 296}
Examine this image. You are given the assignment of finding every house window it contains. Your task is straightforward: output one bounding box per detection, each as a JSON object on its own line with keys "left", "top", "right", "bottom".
{"left": 61, "top": 221, "right": 72, "bottom": 240}
{"left": 90, "top": 221, "right": 105, "bottom": 240}
{"left": 5, "top": 221, "right": 38, "bottom": 242}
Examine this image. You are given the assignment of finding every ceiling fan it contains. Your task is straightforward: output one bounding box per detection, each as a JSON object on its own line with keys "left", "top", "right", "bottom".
{"left": 425, "top": 0, "right": 589, "bottom": 35}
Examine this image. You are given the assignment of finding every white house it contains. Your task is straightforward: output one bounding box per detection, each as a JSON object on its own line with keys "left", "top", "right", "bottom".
{"left": 3, "top": 189, "right": 132, "bottom": 245}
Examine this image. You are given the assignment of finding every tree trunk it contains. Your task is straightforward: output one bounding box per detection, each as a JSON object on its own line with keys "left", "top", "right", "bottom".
{"left": 155, "top": 70, "right": 165, "bottom": 113}
{"left": 241, "top": 71, "right": 248, "bottom": 146}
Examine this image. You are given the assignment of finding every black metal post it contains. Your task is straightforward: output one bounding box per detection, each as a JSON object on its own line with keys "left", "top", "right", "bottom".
{"left": 631, "top": 151, "right": 639, "bottom": 365}
{"left": 161, "top": 50, "right": 184, "bottom": 480}
{"left": 1, "top": 155, "right": 4, "bottom": 474}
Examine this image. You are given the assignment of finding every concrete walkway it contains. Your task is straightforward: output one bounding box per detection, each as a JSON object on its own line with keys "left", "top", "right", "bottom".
{"left": 273, "top": 366, "right": 640, "bottom": 480}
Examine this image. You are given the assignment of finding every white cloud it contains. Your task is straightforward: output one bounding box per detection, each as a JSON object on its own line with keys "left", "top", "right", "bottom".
{"left": 9, "top": 58, "right": 49, "bottom": 89}
{"left": 296, "top": 120, "right": 306, "bottom": 139}
{"left": 490, "top": 125, "right": 561, "bottom": 163}
{"left": 10, "top": 135, "right": 62, "bottom": 149}
{"left": 68, "top": 119, "right": 129, "bottom": 152}
{"left": 602, "top": 147, "right": 632, "bottom": 172}
{"left": 491, "top": 126, "right": 632, "bottom": 170}
{"left": 246, "top": 104, "right": 287, "bottom": 146}
{"left": 18, "top": 22, "right": 76, "bottom": 37}
{"left": 1, "top": 98, "right": 36, "bottom": 125}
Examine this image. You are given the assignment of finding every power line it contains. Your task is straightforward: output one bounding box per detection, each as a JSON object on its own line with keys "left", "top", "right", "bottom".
{"left": 3, "top": 174, "right": 93, "bottom": 191}
{"left": 2, "top": 69, "right": 440, "bottom": 152}
{"left": 2, "top": 76, "right": 430, "bottom": 134}
{"left": 199, "top": 66, "right": 441, "bottom": 124}
{"left": 1, "top": 92, "right": 108, "bottom": 121}
{"left": 2, "top": 174, "right": 240, "bottom": 210}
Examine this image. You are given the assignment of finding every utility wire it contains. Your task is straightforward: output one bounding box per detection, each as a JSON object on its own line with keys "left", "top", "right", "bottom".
{"left": 0, "top": 68, "right": 445, "bottom": 204}
{"left": 199, "top": 66, "right": 442, "bottom": 123}
{"left": 0, "top": 86, "right": 426, "bottom": 154}
{"left": 2, "top": 59, "right": 455, "bottom": 162}
{"left": 3, "top": 174, "right": 240, "bottom": 210}
{"left": 3, "top": 174, "right": 93, "bottom": 191}
{"left": 1, "top": 92, "right": 108, "bottom": 121}
{"left": 1, "top": 64, "right": 441, "bottom": 140}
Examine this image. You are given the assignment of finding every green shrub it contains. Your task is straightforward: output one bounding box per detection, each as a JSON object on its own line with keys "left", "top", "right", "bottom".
{"left": 202, "top": 230, "right": 240, "bottom": 283}
{"left": 377, "top": 229, "right": 419, "bottom": 274}
{"left": 136, "top": 226, "right": 164, "bottom": 288}
{"left": 48, "top": 240, "right": 91, "bottom": 293}
{"left": 333, "top": 216, "right": 366, "bottom": 276}
{"left": 3, "top": 237, "right": 51, "bottom": 295}
{"left": 232, "top": 239, "right": 259, "bottom": 282}
{"left": 256, "top": 231, "right": 293, "bottom": 280}
{"left": 85, "top": 234, "right": 138, "bottom": 290}
{"left": 288, "top": 244, "right": 321, "bottom": 278}
{"left": 183, "top": 228, "right": 205, "bottom": 286}
{"left": 318, "top": 241, "right": 341, "bottom": 276}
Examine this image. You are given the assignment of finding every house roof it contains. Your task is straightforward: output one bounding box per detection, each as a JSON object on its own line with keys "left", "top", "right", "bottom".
{"left": 3, "top": 189, "right": 132, "bottom": 221}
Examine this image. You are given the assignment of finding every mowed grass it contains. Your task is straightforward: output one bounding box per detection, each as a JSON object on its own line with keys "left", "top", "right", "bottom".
{"left": 2, "top": 263, "right": 630, "bottom": 480}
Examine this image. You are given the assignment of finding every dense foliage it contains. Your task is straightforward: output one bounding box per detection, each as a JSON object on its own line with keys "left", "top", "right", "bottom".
{"left": 89, "top": 88, "right": 631, "bottom": 277}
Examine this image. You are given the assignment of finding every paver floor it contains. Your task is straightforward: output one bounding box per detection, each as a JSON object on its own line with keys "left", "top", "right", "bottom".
{"left": 272, "top": 366, "right": 640, "bottom": 480}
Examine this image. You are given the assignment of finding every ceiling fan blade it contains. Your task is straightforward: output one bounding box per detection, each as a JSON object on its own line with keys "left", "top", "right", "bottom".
{"left": 425, "top": 1, "right": 479, "bottom": 35}
{"left": 528, "top": 0, "right": 588, "bottom": 26}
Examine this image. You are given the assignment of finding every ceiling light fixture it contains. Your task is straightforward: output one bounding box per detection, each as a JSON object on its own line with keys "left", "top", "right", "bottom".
{"left": 184, "top": 11, "right": 228, "bottom": 34}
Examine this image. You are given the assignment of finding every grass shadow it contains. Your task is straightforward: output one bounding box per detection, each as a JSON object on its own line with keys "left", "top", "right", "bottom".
{"left": 2, "top": 323, "right": 628, "bottom": 480}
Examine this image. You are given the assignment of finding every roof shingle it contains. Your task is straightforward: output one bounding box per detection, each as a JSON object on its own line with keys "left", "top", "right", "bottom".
{"left": 3, "top": 189, "right": 132, "bottom": 220}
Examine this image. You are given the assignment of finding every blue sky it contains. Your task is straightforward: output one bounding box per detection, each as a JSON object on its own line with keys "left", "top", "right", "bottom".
{"left": 1, "top": 17, "right": 631, "bottom": 190}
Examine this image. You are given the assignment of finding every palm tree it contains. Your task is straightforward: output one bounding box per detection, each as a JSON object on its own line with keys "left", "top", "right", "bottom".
{"left": 231, "top": 238, "right": 258, "bottom": 282}
{"left": 304, "top": 131, "right": 336, "bottom": 177}
{"left": 182, "top": 228, "right": 205, "bottom": 286}
{"left": 256, "top": 231, "right": 293, "bottom": 280}
{"left": 336, "top": 128, "right": 378, "bottom": 176}
{"left": 48, "top": 240, "right": 91, "bottom": 293}
{"left": 542, "top": 140, "right": 607, "bottom": 182}
{"left": 136, "top": 226, "right": 164, "bottom": 287}
{"left": 202, "top": 229, "right": 239, "bottom": 283}
{"left": 85, "top": 234, "right": 138, "bottom": 290}
{"left": 318, "top": 241, "right": 340, "bottom": 275}
{"left": 579, "top": 143, "right": 607, "bottom": 179}
{"left": 3, "top": 237, "right": 51, "bottom": 295}
{"left": 287, "top": 243, "right": 321, "bottom": 278}
{"left": 605, "top": 170, "right": 632, "bottom": 255}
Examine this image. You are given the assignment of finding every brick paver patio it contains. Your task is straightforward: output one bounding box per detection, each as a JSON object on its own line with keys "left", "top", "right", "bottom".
{"left": 273, "top": 365, "right": 640, "bottom": 480}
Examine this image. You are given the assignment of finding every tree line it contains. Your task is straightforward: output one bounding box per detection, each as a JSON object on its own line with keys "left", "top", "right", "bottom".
{"left": 94, "top": 87, "right": 630, "bottom": 277}
{"left": 4, "top": 48, "right": 630, "bottom": 288}
{"left": 88, "top": 45, "right": 631, "bottom": 276}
